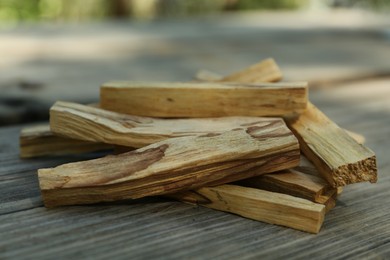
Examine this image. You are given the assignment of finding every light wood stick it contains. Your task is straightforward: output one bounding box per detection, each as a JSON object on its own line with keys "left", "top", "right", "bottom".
{"left": 195, "top": 58, "right": 282, "bottom": 83}
{"left": 50, "top": 101, "right": 292, "bottom": 148}
{"left": 20, "top": 124, "right": 112, "bottom": 158}
{"left": 168, "top": 184, "right": 325, "bottom": 234}
{"left": 38, "top": 124, "right": 300, "bottom": 207}
{"left": 285, "top": 102, "right": 377, "bottom": 187}
{"left": 100, "top": 81, "right": 308, "bottom": 118}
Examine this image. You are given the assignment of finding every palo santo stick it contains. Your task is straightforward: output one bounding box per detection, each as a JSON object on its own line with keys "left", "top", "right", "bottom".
{"left": 50, "top": 101, "right": 292, "bottom": 148}
{"left": 236, "top": 169, "right": 335, "bottom": 204}
{"left": 20, "top": 124, "right": 112, "bottom": 158}
{"left": 285, "top": 102, "right": 377, "bottom": 187}
{"left": 195, "top": 58, "right": 282, "bottom": 83}
{"left": 168, "top": 185, "right": 325, "bottom": 234}
{"left": 38, "top": 124, "right": 300, "bottom": 207}
{"left": 217, "top": 58, "right": 282, "bottom": 83}
{"left": 100, "top": 81, "right": 308, "bottom": 117}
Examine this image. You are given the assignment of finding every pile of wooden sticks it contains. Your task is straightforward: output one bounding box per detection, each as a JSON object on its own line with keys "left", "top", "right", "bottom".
{"left": 20, "top": 58, "right": 377, "bottom": 233}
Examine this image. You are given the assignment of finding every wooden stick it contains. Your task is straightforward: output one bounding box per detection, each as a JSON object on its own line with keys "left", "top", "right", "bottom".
{"left": 20, "top": 124, "right": 112, "bottom": 158}
{"left": 168, "top": 184, "right": 325, "bottom": 234}
{"left": 236, "top": 169, "right": 335, "bottom": 204}
{"left": 218, "top": 58, "right": 282, "bottom": 83}
{"left": 50, "top": 101, "right": 293, "bottom": 148}
{"left": 100, "top": 81, "right": 308, "bottom": 117}
{"left": 38, "top": 124, "right": 300, "bottom": 207}
{"left": 285, "top": 102, "right": 377, "bottom": 187}
{"left": 195, "top": 58, "right": 282, "bottom": 83}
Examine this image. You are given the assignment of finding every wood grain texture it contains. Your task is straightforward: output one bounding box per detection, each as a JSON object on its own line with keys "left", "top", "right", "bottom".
{"left": 285, "top": 102, "right": 377, "bottom": 187}
{"left": 20, "top": 124, "right": 112, "bottom": 158}
{"left": 100, "top": 81, "right": 308, "bottom": 117}
{"left": 50, "top": 101, "right": 291, "bottom": 148}
{"left": 38, "top": 123, "right": 300, "bottom": 207}
{"left": 168, "top": 184, "right": 325, "bottom": 233}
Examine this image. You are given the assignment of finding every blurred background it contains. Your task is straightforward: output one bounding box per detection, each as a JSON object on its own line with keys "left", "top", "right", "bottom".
{"left": 0, "top": 0, "right": 390, "bottom": 22}
{"left": 1, "top": 0, "right": 390, "bottom": 125}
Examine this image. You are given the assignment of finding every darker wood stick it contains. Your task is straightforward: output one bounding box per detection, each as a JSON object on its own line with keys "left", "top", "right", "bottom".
{"left": 236, "top": 168, "right": 335, "bottom": 204}
{"left": 20, "top": 124, "right": 112, "bottom": 158}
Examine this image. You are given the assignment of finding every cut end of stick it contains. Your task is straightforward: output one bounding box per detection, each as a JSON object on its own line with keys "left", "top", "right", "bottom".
{"left": 333, "top": 155, "right": 377, "bottom": 186}
{"left": 285, "top": 102, "right": 377, "bottom": 188}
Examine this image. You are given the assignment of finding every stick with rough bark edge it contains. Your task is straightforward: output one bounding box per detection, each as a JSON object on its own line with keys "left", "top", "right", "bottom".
{"left": 168, "top": 184, "right": 325, "bottom": 234}
{"left": 50, "top": 101, "right": 291, "bottom": 148}
{"left": 100, "top": 81, "right": 308, "bottom": 118}
{"left": 285, "top": 102, "right": 377, "bottom": 187}
{"left": 20, "top": 124, "right": 112, "bottom": 158}
{"left": 38, "top": 123, "right": 300, "bottom": 207}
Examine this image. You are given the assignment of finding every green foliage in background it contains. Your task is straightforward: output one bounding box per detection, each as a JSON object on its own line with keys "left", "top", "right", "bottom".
{"left": 0, "top": 0, "right": 389, "bottom": 24}
{"left": 235, "top": 0, "right": 304, "bottom": 10}
{"left": 0, "top": 0, "right": 110, "bottom": 23}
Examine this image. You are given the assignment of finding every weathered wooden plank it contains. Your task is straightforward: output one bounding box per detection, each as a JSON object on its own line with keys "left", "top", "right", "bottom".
{"left": 285, "top": 102, "right": 377, "bottom": 187}
{"left": 20, "top": 124, "right": 112, "bottom": 158}
{"left": 168, "top": 184, "right": 325, "bottom": 233}
{"left": 38, "top": 123, "right": 300, "bottom": 207}
{"left": 50, "top": 101, "right": 289, "bottom": 148}
{"left": 100, "top": 81, "right": 308, "bottom": 117}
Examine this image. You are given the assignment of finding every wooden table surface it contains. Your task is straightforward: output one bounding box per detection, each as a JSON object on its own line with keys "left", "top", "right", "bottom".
{"left": 1, "top": 12, "right": 390, "bottom": 259}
